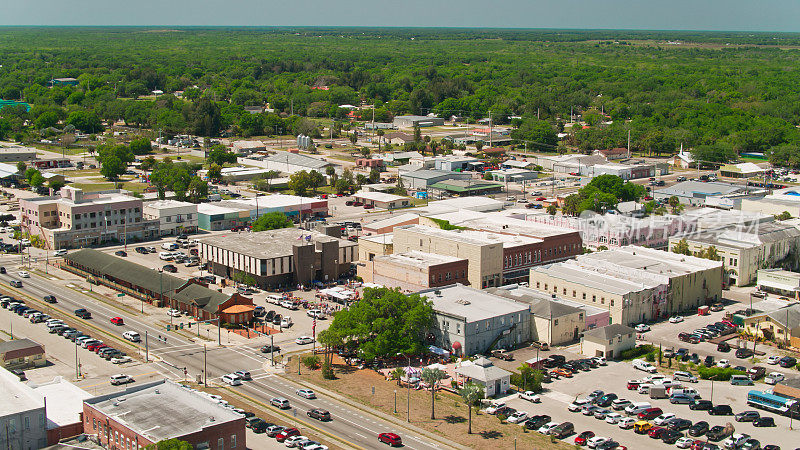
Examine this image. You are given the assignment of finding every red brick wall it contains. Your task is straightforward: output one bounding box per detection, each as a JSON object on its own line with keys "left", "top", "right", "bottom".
{"left": 83, "top": 404, "right": 246, "bottom": 450}
{"left": 47, "top": 421, "right": 84, "bottom": 445}
{"left": 428, "top": 260, "right": 470, "bottom": 287}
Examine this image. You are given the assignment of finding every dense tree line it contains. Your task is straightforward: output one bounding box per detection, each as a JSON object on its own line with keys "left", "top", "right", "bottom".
{"left": 3, "top": 28, "right": 800, "bottom": 161}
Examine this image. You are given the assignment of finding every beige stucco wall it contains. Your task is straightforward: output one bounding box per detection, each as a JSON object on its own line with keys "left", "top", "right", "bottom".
{"left": 581, "top": 333, "right": 635, "bottom": 359}
{"left": 532, "top": 311, "right": 584, "bottom": 346}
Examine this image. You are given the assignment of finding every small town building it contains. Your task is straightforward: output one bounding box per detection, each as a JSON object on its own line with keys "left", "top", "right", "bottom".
{"left": 252, "top": 151, "right": 338, "bottom": 175}
{"left": 200, "top": 228, "right": 357, "bottom": 289}
{"left": 353, "top": 191, "right": 411, "bottom": 209}
{"left": 428, "top": 179, "right": 503, "bottom": 196}
{"left": 670, "top": 148, "right": 695, "bottom": 168}
{"left": 654, "top": 180, "right": 762, "bottom": 207}
{"left": 83, "top": 379, "right": 245, "bottom": 450}
{"left": 0, "top": 339, "right": 45, "bottom": 370}
{"left": 143, "top": 200, "right": 199, "bottom": 236}
{"left": 719, "top": 162, "right": 765, "bottom": 178}
{"left": 742, "top": 303, "right": 800, "bottom": 345}
{"left": 757, "top": 269, "right": 800, "bottom": 298}
{"left": 0, "top": 144, "right": 37, "bottom": 162}
{"left": 356, "top": 233, "right": 393, "bottom": 266}
{"left": 359, "top": 251, "right": 469, "bottom": 291}
{"left": 594, "top": 148, "right": 629, "bottom": 160}
{"left": 383, "top": 132, "right": 415, "bottom": 146}
{"left": 363, "top": 213, "right": 420, "bottom": 235}
{"left": 433, "top": 155, "right": 481, "bottom": 172}
{"left": 0, "top": 367, "right": 48, "bottom": 449}
{"left": 454, "top": 357, "right": 512, "bottom": 398}
{"left": 30, "top": 376, "right": 93, "bottom": 445}
{"left": 488, "top": 168, "right": 539, "bottom": 183}
{"left": 231, "top": 140, "right": 266, "bottom": 154}
{"left": 420, "top": 284, "right": 531, "bottom": 357}
{"left": 581, "top": 324, "right": 636, "bottom": 359}
{"left": 400, "top": 169, "right": 470, "bottom": 190}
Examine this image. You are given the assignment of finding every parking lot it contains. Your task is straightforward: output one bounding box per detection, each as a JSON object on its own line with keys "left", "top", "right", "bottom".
{"left": 486, "top": 356, "right": 800, "bottom": 449}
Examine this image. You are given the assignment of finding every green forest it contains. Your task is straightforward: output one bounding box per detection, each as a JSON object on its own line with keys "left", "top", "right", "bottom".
{"left": 2, "top": 27, "right": 800, "bottom": 163}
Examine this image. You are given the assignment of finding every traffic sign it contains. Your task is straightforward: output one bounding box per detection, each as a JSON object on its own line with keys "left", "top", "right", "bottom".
{"left": 117, "top": 293, "right": 125, "bottom": 297}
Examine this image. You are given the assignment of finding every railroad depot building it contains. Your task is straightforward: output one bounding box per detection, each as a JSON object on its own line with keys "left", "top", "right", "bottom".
{"left": 200, "top": 228, "right": 357, "bottom": 289}
{"left": 62, "top": 249, "right": 254, "bottom": 324}
{"left": 83, "top": 380, "right": 245, "bottom": 450}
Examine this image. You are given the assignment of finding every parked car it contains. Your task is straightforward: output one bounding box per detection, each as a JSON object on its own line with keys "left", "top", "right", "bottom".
{"left": 688, "top": 421, "right": 709, "bottom": 437}
{"left": 709, "top": 404, "right": 733, "bottom": 416}
{"left": 753, "top": 417, "right": 775, "bottom": 427}
{"left": 779, "top": 356, "right": 797, "bottom": 368}
{"left": 706, "top": 425, "right": 731, "bottom": 441}
{"left": 735, "top": 411, "right": 760, "bottom": 422}
{"left": 575, "top": 430, "right": 595, "bottom": 446}
{"left": 377, "top": 433, "right": 402, "bottom": 447}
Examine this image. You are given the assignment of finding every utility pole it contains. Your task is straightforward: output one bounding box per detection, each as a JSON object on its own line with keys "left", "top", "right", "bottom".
{"left": 488, "top": 110, "right": 493, "bottom": 148}
{"left": 145, "top": 331, "right": 149, "bottom": 362}
{"left": 270, "top": 334, "right": 275, "bottom": 366}
{"left": 203, "top": 344, "right": 207, "bottom": 386}
{"left": 75, "top": 338, "right": 80, "bottom": 379}
{"left": 627, "top": 130, "right": 631, "bottom": 159}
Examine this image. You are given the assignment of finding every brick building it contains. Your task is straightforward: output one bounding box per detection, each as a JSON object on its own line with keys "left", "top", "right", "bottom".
{"left": 83, "top": 380, "right": 245, "bottom": 450}
{"left": 359, "top": 251, "right": 469, "bottom": 291}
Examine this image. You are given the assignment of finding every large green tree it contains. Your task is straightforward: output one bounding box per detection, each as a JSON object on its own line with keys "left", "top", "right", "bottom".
{"left": 144, "top": 439, "right": 192, "bottom": 450}
{"left": 318, "top": 288, "right": 434, "bottom": 360}
{"left": 251, "top": 211, "right": 293, "bottom": 231}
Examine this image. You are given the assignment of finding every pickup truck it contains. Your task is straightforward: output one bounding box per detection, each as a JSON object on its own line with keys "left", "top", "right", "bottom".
{"left": 491, "top": 349, "right": 513, "bottom": 361}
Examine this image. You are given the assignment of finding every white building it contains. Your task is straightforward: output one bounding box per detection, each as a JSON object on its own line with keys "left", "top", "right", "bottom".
{"left": 0, "top": 367, "right": 48, "bottom": 449}
{"left": 143, "top": 200, "right": 199, "bottom": 236}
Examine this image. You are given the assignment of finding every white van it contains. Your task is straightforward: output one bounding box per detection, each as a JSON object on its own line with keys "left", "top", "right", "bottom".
{"left": 624, "top": 401, "right": 652, "bottom": 416}
{"left": 632, "top": 359, "right": 657, "bottom": 373}
{"left": 161, "top": 242, "right": 178, "bottom": 251}
{"left": 267, "top": 294, "right": 283, "bottom": 304}
{"left": 159, "top": 252, "right": 174, "bottom": 260}
{"left": 123, "top": 331, "right": 141, "bottom": 342}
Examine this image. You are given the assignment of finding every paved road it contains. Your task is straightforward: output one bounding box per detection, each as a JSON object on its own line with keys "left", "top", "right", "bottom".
{"left": 0, "top": 268, "right": 448, "bottom": 450}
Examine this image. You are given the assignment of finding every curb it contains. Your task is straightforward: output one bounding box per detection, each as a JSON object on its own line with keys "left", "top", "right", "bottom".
{"left": 284, "top": 374, "right": 467, "bottom": 450}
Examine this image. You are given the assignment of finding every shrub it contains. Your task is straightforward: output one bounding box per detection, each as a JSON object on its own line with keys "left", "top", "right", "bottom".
{"left": 321, "top": 361, "right": 335, "bottom": 379}
{"left": 696, "top": 366, "right": 746, "bottom": 381}
{"left": 496, "top": 413, "right": 507, "bottom": 423}
{"left": 620, "top": 345, "right": 655, "bottom": 361}
{"left": 301, "top": 354, "right": 321, "bottom": 369}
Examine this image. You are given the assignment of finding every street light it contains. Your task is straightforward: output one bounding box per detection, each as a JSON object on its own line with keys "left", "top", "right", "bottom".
{"left": 397, "top": 352, "right": 411, "bottom": 422}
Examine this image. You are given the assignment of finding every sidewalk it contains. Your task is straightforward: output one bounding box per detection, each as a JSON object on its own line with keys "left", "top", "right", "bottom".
{"left": 286, "top": 373, "right": 468, "bottom": 450}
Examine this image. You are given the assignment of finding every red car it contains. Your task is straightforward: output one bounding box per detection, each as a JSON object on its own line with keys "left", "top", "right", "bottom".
{"left": 87, "top": 342, "right": 104, "bottom": 351}
{"left": 647, "top": 426, "right": 666, "bottom": 439}
{"left": 574, "top": 430, "right": 595, "bottom": 445}
{"left": 638, "top": 407, "right": 663, "bottom": 421}
{"left": 378, "top": 433, "right": 402, "bottom": 447}
{"left": 93, "top": 344, "right": 109, "bottom": 353}
{"left": 275, "top": 428, "right": 299, "bottom": 442}
{"left": 690, "top": 440, "right": 706, "bottom": 450}
{"left": 110, "top": 317, "right": 124, "bottom": 326}
{"left": 535, "top": 197, "right": 546, "bottom": 201}
{"left": 363, "top": 204, "right": 374, "bottom": 209}
{"left": 627, "top": 380, "right": 641, "bottom": 390}
{"left": 644, "top": 196, "right": 654, "bottom": 200}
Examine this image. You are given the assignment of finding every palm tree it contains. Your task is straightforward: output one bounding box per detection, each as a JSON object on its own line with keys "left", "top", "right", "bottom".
{"left": 391, "top": 367, "right": 405, "bottom": 386}
{"left": 459, "top": 382, "right": 485, "bottom": 434}
{"left": 420, "top": 368, "right": 446, "bottom": 419}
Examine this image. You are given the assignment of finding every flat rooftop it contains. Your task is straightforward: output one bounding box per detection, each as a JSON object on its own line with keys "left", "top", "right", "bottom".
{"left": 491, "top": 284, "right": 607, "bottom": 317}
{"left": 532, "top": 262, "right": 658, "bottom": 296}
{"left": 143, "top": 200, "right": 196, "bottom": 210}
{"left": 354, "top": 190, "right": 409, "bottom": 203}
{"left": 577, "top": 246, "right": 721, "bottom": 276}
{"left": 462, "top": 213, "right": 578, "bottom": 238}
{"left": 364, "top": 213, "right": 419, "bottom": 230}
{"left": 359, "top": 233, "right": 394, "bottom": 245}
{"left": 197, "top": 202, "right": 248, "bottom": 215}
{"left": 375, "top": 251, "right": 465, "bottom": 268}
{"left": 201, "top": 227, "right": 354, "bottom": 258}
{"left": 227, "top": 194, "right": 325, "bottom": 209}
{"left": 84, "top": 380, "right": 242, "bottom": 443}
{"left": 30, "top": 377, "right": 92, "bottom": 427}
{"left": 419, "top": 283, "right": 529, "bottom": 322}
{"left": 396, "top": 224, "right": 540, "bottom": 247}
{"left": 0, "top": 366, "right": 44, "bottom": 416}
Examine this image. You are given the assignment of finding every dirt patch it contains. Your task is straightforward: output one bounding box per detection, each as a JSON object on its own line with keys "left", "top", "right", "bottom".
{"left": 292, "top": 356, "right": 573, "bottom": 449}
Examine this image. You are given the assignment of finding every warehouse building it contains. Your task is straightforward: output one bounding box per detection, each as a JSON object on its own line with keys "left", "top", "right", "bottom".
{"left": 201, "top": 228, "right": 357, "bottom": 289}
{"left": 654, "top": 181, "right": 761, "bottom": 207}
{"left": 0, "top": 144, "right": 37, "bottom": 162}
{"left": 359, "top": 251, "right": 469, "bottom": 291}
{"left": 429, "top": 179, "right": 504, "bottom": 196}
{"left": 400, "top": 168, "right": 470, "bottom": 190}
{"left": 757, "top": 269, "right": 800, "bottom": 298}
{"left": 83, "top": 379, "right": 245, "bottom": 450}
{"left": 353, "top": 191, "right": 411, "bottom": 209}
{"left": 248, "top": 151, "right": 338, "bottom": 175}
{"left": 392, "top": 115, "right": 445, "bottom": 128}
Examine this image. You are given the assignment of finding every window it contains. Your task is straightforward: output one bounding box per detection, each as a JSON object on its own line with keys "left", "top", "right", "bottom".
{"left": 563, "top": 288, "right": 566, "bottom": 295}
{"left": 24, "top": 416, "right": 30, "bottom": 430}
{"left": 611, "top": 299, "right": 615, "bottom": 307}
{"left": 554, "top": 319, "right": 559, "bottom": 326}
{"left": 536, "top": 282, "right": 540, "bottom": 289}
{"left": 592, "top": 295, "right": 596, "bottom": 302}
{"left": 93, "top": 418, "right": 96, "bottom": 430}
{"left": 231, "top": 435, "right": 237, "bottom": 448}
{"left": 572, "top": 290, "right": 576, "bottom": 297}
{"left": 582, "top": 293, "right": 586, "bottom": 300}
{"left": 218, "top": 438, "right": 224, "bottom": 449}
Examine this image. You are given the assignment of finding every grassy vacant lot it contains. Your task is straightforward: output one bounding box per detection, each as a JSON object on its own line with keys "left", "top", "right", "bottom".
{"left": 292, "top": 357, "right": 572, "bottom": 449}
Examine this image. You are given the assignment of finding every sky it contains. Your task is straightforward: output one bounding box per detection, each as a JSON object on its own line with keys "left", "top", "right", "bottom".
{"left": 3, "top": 0, "right": 800, "bottom": 32}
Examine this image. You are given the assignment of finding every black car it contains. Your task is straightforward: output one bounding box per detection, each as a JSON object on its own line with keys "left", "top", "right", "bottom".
{"left": 690, "top": 353, "right": 701, "bottom": 363}
{"left": 251, "top": 421, "right": 270, "bottom": 434}
{"left": 75, "top": 308, "right": 92, "bottom": 319}
{"left": 596, "top": 393, "right": 618, "bottom": 407}
{"left": 779, "top": 356, "right": 797, "bottom": 368}
{"left": 690, "top": 400, "right": 714, "bottom": 411}
{"left": 162, "top": 264, "right": 178, "bottom": 273}
{"left": 0, "top": 266, "right": 5, "bottom": 274}
{"left": 114, "top": 250, "right": 127, "bottom": 257}
{"left": 688, "top": 420, "right": 709, "bottom": 436}
{"left": 272, "top": 314, "right": 282, "bottom": 325}
{"left": 135, "top": 246, "right": 148, "bottom": 254}
{"left": 245, "top": 417, "right": 264, "bottom": 429}
{"left": 717, "top": 342, "right": 730, "bottom": 352}
{"left": 661, "top": 429, "right": 683, "bottom": 445}
{"left": 260, "top": 345, "right": 281, "bottom": 353}
{"left": 762, "top": 446, "right": 780, "bottom": 450}
{"left": 525, "top": 415, "right": 551, "bottom": 430}
{"left": 704, "top": 355, "right": 715, "bottom": 367}
{"left": 709, "top": 404, "right": 733, "bottom": 416}
{"left": 753, "top": 417, "right": 775, "bottom": 427}
{"left": 667, "top": 418, "right": 692, "bottom": 431}
{"left": 706, "top": 425, "right": 730, "bottom": 441}
{"left": 43, "top": 295, "right": 57, "bottom": 303}
{"left": 736, "top": 348, "right": 755, "bottom": 358}
{"left": 749, "top": 366, "right": 766, "bottom": 380}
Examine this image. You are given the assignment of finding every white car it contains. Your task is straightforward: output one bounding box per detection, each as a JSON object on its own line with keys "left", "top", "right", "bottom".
{"left": 676, "top": 437, "right": 694, "bottom": 448}
{"left": 507, "top": 411, "right": 528, "bottom": 424}
{"left": 159, "top": 252, "right": 173, "bottom": 260}
{"left": 306, "top": 309, "right": 324, "bottom": 319}
{"left": 635, "top": 324, "right": 650, "bottom": 332}
{"left": 618, "top": 417, "right": 636, "bottom": 429}
{"left": 167, "top": 309, "right": 181, "bottom": 317}
{"left": 592, "top": 356, "right": 607, "bottom": 366}
{"left": 110, "top": 374, "right": 133, "bottom": 385}
{"left": 221, "top": 373, "right": 242, "bottom": 386}
{"left": 295, "top": 336, "right": 314, "bottom": 345}
{"left": 296, "top": 389, "right": 316, "bottom": 399}
{"left": 519, "top": 391, "right": 541, "bottom": 402}
{"left": 765, "top": 372, "right": 785, "bottom": 385}
{"left": 568, "top": 398, "right": 590, "bottom": 412}
{"left": 485, "top": 402, "right": 506, "bottom": 414}
{"left": 716, "top": 359, "right": 730, "bottom": 368}
{"left": 653, "top": 412, "right": 676, "bottom": 425}
{"left": 17, "top": 271, "right": 29, "bottom": 278}
{"left": 604, "top": 412, "right": 623, "bottom": 424}
{"left": 767, "top": 355, "right": 781, "bottom": 365}
{"left": 722, "top": 434, "right": 750, "bottom": 449}
{"left": 284, "top": 435, "right": 309, "bottom": 448}
{"left": 587, "top": 436, "right": 609, "bottom": 449}
{"left": 537, "top": 421, "right": 559, "bottom": 435}
{"left": 53, "top": 249, "right": 67, "bottom": 257}
{"left": 111, "top": 356, "right": 132, "bottom": 364}
{"left": 669, "top": 316, "right": 684, "bottom": 323}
